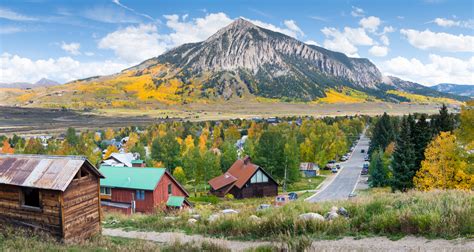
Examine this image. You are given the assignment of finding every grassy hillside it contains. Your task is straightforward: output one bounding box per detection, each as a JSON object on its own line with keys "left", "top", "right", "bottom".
{"left": 104, "top": 190, "right": 473, "bottom": 240}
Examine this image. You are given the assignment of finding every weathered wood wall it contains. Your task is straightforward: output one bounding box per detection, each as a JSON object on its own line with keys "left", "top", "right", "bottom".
{"left": 0, "top": 184, "right": 62, "bottom": 237}
{"left": 61, "top": 173, "right": 101, "bottom": 242}
{"left": 230, "top": 181, "right": 278, "bottom": 199}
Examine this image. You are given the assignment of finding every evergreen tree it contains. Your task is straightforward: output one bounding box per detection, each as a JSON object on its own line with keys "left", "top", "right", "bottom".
{"left": 283, "top": 131, "right": 300, "bottom": 186}
{"left": 66, "top": 127, "right": 79, "bottom": 146}
{"left": 433, "top": 104, "right": 455, "bottom": 133}
{"left": 369, "top": 113, "right": 395, "bottom": 154}
{"left": 412, "top": 114, "right": 432, "bottom": 170}
{"left": 369, "top": 148, "right": 389, "bottom": 187}
{"left": 391, "top": 116, "right": 416, "bottom": 192}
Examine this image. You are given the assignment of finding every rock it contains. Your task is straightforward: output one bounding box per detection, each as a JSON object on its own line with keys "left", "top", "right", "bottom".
{"left": 337, "top": 207, "right": 349, "bottom": 218}
{"left": 208, "top": 214, "right": 220, "bottom": 222}
{"left": 325, "top": 212, "right": 339, "bottom": 221}
{"left": 187, "top": 218, "right": 198, "bottom": 225}
{"left": 248, "top": 215, "right": 261, "bottom": 222}
{"left": 298, "top": 213, "right": 324, "bottom": 222}
{"left": 164, "top": 216, "right": 178, "bottom": 221}
{"left": 191, "top": 214, "right": 201, "bottom": 220}
{"left": 221, "top": 209, "right": 238, "bottom": 214}
{"left": 330, "top": 206, "right": 338, "bottom": 213}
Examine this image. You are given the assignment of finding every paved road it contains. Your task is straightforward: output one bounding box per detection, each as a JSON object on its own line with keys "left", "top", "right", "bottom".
{"left": 307, "top": 133, "right": 369, "bottom": 202}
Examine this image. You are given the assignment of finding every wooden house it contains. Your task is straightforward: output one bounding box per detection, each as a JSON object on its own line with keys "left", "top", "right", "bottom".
{"left": 99, "top": 166, "right": 190, "bottom": 214}
{"left": 0, "top": 154, "right": 104, "bottom": 242}
{"left": 208, "top": 156, "right": 278, "bottom": 199}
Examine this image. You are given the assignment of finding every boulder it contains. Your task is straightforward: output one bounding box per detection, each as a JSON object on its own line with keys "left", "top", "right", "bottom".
{"left": 325, "top": 212, "right": 339, "bottom": 221}
{"left": 337, "top": 207, "right": 349, "bottom": 218}
{"left": 191, "top": 214, "right": 201, "bottom": 220}
{"left": 298, "top": 213, "right": 324, "bottom": 222}
{"left": 208, "top": 214, "right": 220, "bottom": 222}
{"left": 248, "top": 215, "right": 261, "bottom": 222}
{"left": 221, "top": 209, "right": 238, "bottom": 214}
{"left": 330, "top": 206, "right": 338, "bottom": 213}
{"left": 187, "top": 218, "right": 198, "bottom": 225}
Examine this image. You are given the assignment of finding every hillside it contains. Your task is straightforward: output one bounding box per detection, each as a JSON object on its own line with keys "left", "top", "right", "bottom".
{"left": 431, "top": 83, "right": 474, "bottom": 98}
{"left": 0, "top": 19, "right": 467, "bottom": 109}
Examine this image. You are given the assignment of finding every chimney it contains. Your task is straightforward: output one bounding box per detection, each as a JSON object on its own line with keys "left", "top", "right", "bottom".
{"left": 243, "top": 156, "right": 251, "bottom": 165}
{"left": 132, "top": 159, "right": 145, "bottom": 167}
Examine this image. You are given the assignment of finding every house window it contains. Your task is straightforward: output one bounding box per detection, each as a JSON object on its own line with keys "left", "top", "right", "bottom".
{"left": 21, "top": 188, "right": 41, "bottom": 209}
{"left": 136, "top": 190, "right": 145, "bottom": 200}
{"left": 250, "top": 170, "right": 269, "bottom": 184}
{"left": 168, "top": 183, "right": 172, "bottom": 195}
{"left": 100, "top": 187, "right": 111, "bottom": 196}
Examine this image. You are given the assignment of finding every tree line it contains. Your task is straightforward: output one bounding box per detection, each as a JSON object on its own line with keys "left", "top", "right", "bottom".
{"left": 368, "top": 103, "right": 473, "bottom": 191}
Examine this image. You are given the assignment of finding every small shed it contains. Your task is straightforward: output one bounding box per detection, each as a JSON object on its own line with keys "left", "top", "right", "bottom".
{"left": 299, "top": 162, "right": 320, "bottom": 177}
{"left": 99, "top": 166, "right": 190, "bottom": 214}
{"left": 0, "top": 154, "right": 104, "bottom": 242}
{"left": 208, "top": 156, "right": 278, "bottom": 199}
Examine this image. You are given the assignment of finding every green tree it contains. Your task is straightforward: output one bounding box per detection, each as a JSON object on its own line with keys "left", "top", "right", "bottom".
{"left": 172, "top": 166, "right": 187, "bottom": 185}
{"left": 66, "top": 127, "right": 79, "bottom": 146}
{"left": 369, "top": 112, "right": 395, "bottom": 154}
{"left": 391, "top": 116, "right": 416, "bottom": 192}
{"left": 23, "top": 138, "right": 46, "bottom": 154}
{"left": 432, "top": 104, "right": 455, "bottom": 133}
{"left": 283, "top": 131, "right": 300, "bottom": 187}
{"left": 130, "top": 142, "right": 146, "bottom": 160}
{"left": 412, "top": 114, "right": 432, "bottom": 170}
{"left": 369, "top": 149, "right": 389, "bottom": 187}
{"left": 254, "top": 129, "right": 285, "bottom": 181}
{"left": 151, "top": 132, "right": 180, "bottom": 171}
{"left": 220, "top": 141, "right": 237, "bottom": 172}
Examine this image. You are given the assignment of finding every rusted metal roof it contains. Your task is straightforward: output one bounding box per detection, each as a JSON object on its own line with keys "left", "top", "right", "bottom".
{"left": 0, "top": 154, "right": 104, "bottom": 191}
{"left": 208, "top": 172, "right": 237, "bottom": 190}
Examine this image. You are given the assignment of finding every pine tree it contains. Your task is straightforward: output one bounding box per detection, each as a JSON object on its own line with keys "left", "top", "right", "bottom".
{"left": 391, "top": 116, "right": 416, "bottom": 192}
{"left": 369, "top": 148, "right": 389, "bottom": 187}
{"left": 433, "top": 104, "right": 455, "bottom": 133}
{"left": 369, "top": 112, "right": 395, "bottom": 155}
{"left": 412, "top": 114, "right": 432, "bottom": 170}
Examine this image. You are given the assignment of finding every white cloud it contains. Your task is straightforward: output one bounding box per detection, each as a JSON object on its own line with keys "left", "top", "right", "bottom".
{"left": 0, "top": 7, "right": 36, "bottom": 21}
{"left": 351, "top": 6, "right": 364, "bottom": 17}
{"left": 98, "top": 24, "right": 167, "bottom": 63}
{"left": 82, "top": 5, "right": 143, "bottom": 23}
{"left": 246, "top": 18, "right": 304, "bottom": 38}
{"left": 305, "top": 40, "right": 320, "bottom": 46}
{"left": 380, "top": 35, "right": 389, "bottom": 46}
{"left": 369, "top": 45, "right": 388, "bottom": 57}
{"left": 61, "top": 42, "right": 81, "bottom": 55}
{"left": 400, "top": 29, "right": 474, "bottom": 52}
{"left": 163, "top": 13, "right": 233, "bottom": 45}
{"left": 359, "top": 16, "right": 380, "bottom": 32}
{"left": 321, "top": 27, "right": 373, "bottom": 57}
{"left": 433, "top": 17, "right": 474, "bottom": 28}
{"left": 112, "top": 0, "right": 155, "bottom": 22}
{"left": 0, "top": 26, "right": 23, "bottom": 34}
{"left": 84, "top": 52, "right": 95, "bottom": 56}
{"left": 382, "top": 54, "right": 474, "bottom": 85}
{"left": 0, "top": 53, "right": 127, "bottom": 83}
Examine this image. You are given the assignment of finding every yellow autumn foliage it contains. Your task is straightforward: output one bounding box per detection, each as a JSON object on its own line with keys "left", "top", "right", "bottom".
{"left": 386, "top": 90, "right": 462, "bottom": 105}
{"left": 317, "top": 88, "right": 373, "bottom": 104}
{"left": 414, "top": 132, "right": 473, "bottom": 191}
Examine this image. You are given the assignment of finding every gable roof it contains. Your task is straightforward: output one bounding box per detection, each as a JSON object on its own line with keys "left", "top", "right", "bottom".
{"left": 208, "top": 157, "right": 276, "bottom": 191}
{"left": 102, "top": 153, "right": 135, "bottom": 167}
{"left": 100, "top": 166, "right": 189, "bottom": 196}
{"left": 0, "top": 154, "right": 104, "bottom": 191}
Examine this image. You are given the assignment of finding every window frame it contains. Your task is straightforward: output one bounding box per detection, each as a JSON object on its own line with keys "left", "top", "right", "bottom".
{"left": 20, "top": 187, "right": 42, "bottom": 211}
{"left": 136, "top": 190, "right": 145, "bottom": 201}
{"left": 100, "top": 187, "right": 111, "bottom": 196}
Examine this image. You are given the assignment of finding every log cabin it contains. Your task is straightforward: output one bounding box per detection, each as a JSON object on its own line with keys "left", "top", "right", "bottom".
{"left": 99, "top": 166, "right": 190, "bottom": 214}
{"left": 0, "top": 154, "right": 104, "bottom": 242}
{"left": 208, "top": 156, "right": 278, "bottom": 199}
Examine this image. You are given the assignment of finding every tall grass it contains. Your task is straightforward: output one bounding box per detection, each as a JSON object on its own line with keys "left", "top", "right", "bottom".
{"left": 105, "top": 190, "right": 473, "bottom": 240}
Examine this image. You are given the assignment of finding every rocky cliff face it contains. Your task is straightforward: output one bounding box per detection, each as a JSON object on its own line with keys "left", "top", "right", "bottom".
{"left": 139, "top": 18, "right": 383, "bottom": 100}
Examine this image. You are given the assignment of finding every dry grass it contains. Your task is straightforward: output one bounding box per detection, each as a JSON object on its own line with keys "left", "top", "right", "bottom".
{"left": 104, "top": 190, "right": 474, "bottom": 240}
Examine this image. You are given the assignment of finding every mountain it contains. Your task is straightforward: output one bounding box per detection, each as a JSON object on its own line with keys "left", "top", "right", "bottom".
{"left": 2, "top": 19, "right": 467, "bottom": 108}
{"left": 431, "top": 83, "right": 474, "bottom": 98}
{"left": 0, "top": 78, "right": 60, "bottom": 89}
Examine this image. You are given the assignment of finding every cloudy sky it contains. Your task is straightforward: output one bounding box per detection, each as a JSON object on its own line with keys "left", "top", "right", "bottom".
{"left": 0, "top": 0, "right": 473, "bottom": 85}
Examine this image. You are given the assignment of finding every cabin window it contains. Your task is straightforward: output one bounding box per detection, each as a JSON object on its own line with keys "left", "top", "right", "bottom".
{"left": 21, "top": 188, "right": 41, "bottom": 209}
{"left": 136, "top": 190, "right": 145, "bottom": 200}
{"left": 100, "top": 187, "right": 111, "bottom": 196}
{"left": 168, "top": 183, "right": 172, "bottom": 195}
{"left": 250, "top": 170, "right": 269, "bottom": 184}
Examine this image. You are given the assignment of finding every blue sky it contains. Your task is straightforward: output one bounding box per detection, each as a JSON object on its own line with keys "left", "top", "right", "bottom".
{"left": 0, "top": 0, "right": 473, "bottom": 85}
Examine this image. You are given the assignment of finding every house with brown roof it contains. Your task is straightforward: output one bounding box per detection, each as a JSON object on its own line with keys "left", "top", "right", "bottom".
{"left": 208, "top": 156, "right": 278, "bottom": 199}
{"left": 0, "top": 154, "right": 104, "bottom": 242}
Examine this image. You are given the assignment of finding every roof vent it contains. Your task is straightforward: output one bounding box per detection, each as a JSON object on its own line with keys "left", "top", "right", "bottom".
{"left": 243, "top": 156, "right": 251, "bottom": 165}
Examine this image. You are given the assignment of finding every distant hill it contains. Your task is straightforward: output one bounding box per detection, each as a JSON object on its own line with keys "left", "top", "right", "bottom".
{"left": 0, "top": 78, "right": 60, "bottom": 89}
{"left": 431, "top": 84, "right": 474, "bottom": 98}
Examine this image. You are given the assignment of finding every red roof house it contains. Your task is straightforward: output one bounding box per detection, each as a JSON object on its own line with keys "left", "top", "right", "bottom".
{"left": 208, "top": 156, "right": 278, "bottom": 199}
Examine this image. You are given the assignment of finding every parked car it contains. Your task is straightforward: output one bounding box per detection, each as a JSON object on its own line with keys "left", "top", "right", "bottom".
{"left": 336, "top": 164, "right": 341, "bottom": 169}
{"left": 341, "top": 156, "right": 348, "bottom": 161}
{"left": 361, "top": 149, "right": 365, "bottom": 153}
{"left": 288, "top": 192, "right": 298, "bottom": 201}
{"left": 331, "top": 167, "right": 338, "bottom": 173}
{"left": 348, "top": 193, "right": 357, "bottom": 198}
{"left": 363, "top": 163, "right": 369, "bottom": 169}
{"left": 364, "top": 155, "right": 370, "bottom": 161}
{"left": 325, "top": 160, "right": 337, "bottom": 170}
{"left": 361, "top": 169, "right": 368, "bottom": 175}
